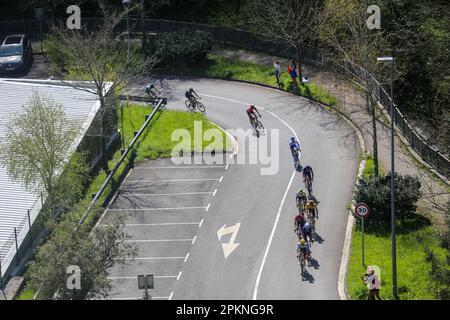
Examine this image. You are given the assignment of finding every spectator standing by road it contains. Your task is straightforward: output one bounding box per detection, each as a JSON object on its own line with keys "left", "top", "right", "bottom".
{"left": 273, "top": 59, "right": 281, "bottom": 88}
{"left": 361, "top": 266, "right": 382, "bottom": 300}
{"left": 288, "top": 59, "right": 298, "bottom": 85}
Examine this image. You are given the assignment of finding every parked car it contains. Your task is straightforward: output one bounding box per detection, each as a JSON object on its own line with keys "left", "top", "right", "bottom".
{"left": 0, "top": 34, "right": 33, "bottom": 75}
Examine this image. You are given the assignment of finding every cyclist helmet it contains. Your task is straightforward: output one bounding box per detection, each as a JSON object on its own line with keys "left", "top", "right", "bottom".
{"left": 298, "top": 188, "right": 305, "bottom": 196}
{"left": 291, "top": 137, "right": 296, "bottom": 141}
{"left": 300, "top": 239, "right": 306, "bottom": 245}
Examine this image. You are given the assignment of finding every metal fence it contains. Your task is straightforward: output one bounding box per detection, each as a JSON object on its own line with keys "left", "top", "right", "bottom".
{"left": 0, "top": 17, "right": 448, "bottom": 180}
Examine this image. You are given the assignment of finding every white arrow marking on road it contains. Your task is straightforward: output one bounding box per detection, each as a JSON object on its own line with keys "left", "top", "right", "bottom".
{"left": 217, "top": 223, "right": 241, "bottom": 258}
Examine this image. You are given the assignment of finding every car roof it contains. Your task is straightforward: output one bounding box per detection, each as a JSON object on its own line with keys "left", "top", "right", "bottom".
{"left": 2, "top": 34, "right": 25, "bottom": 45}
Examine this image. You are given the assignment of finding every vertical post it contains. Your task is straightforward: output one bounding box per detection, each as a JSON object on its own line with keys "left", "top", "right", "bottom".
{"left": 0, "top": 256, "right": 3, "bottom": 288}
{"left": 39, "top": 17, "right": 43, "bottom": 54}
{"left": 27, "top": 209, "right": 32, "bottom": 242}
{"left": 390, "top": 60, "right": 398, "bottom": 299}
{"left": 121, "top": 102, "right": 125, "bottom": 150}
{"left": 362, "top": 218, "right": 365, "bottom": 267}
{"left": 14, "top": 227, "right": 19, "bottom": 266}
{"left": 144, "top": 275, "right": 149, "bottom": 300}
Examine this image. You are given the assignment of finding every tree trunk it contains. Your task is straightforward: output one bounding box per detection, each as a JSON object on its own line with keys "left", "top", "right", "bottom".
{"left": 295, "top": 46, "right": 303, "bottom": 82}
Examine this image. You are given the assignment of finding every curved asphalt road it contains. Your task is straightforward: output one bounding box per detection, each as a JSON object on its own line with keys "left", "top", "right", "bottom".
{"left": 127, "top": 76, "right": 360, "bottom": 300}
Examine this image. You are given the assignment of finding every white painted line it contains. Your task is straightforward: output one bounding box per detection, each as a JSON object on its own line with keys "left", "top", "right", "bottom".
{"left": 107, "top": 206, "right": 207, "bottom": 212}
{"left": 120, "top": 256, "right": 185, "bottom": 260}
{"left": 192, "top": 236, "right": 197, "bottom": 244}
{"left": 177, "top": 272, "right": 182, "bottom": 281}
{"left": 169, "top": 292, "right": 174, "bottom": 300}
{"left": 199, "top": 219, "right": 204, "bottom": 228}
{"left": 121, "top": 192, "right": 214, "bottom": 196}
{"left": 219, "top": 176, "right": 224, "bottom": 183}
{"left": 213, "top": 189, "right": 217, "bottom": 197}
{"left": 225, "top": 164, "right": 229, "bottom": 170}
{"left": 135, "top": 166, "right": 226, "bottom": 169}
{"left": 100, "top": 222, "right": 201, "bottom": 227}
{"left": 184, "top": 253, "right": 190, "bottom": 263}
{"left": 108, "top": 275, "right": 177, "bottom": 280}
{"left": 127, "top": 178, "right": 220, "bottom": 183}
{"left": 205, "top": 203, "right": 211, "bottom": 211}
{"left": 125, "top": 239, "right": 195, "bottom": 243}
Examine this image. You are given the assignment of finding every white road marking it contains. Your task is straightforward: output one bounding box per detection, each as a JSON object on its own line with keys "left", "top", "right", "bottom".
{"left": 177, "top": 272, "right": 182, "bottom": 281}
{"left": 184, "top": 253, "right": 190, "bottom": 263}
{"left": 100, "top": 222, "right": 201, "bottom": 227}
{"left": 217, "top": 223, "right": 241, "bottom": 259}
{"left": 120, "top": 192, "right": 214, "bottom": 196}
{"left": 192, "top": 236, "right": 197, "bottom": 244}
{"left": 107, "top": 206, "right": 207, "bottom": 211}
{"left": 213, "top": 189, "right": 218, "bottom": 197}
{"left": 125, "top": 239, "right": 194, "bottom": 243}
{"left": 120, "top": 256, "right": 186, "bottom": 260}
{"left": 169, "top": 292, "right": 174, "bottom": 300}
{"left": 135, "top": 166, "right": 226, "bottom": 169}
{"left": 219, "top": 176, "right": 224, "bottom": 183}
{"left": 225, "top": 164, "right": 229, "bottom": 170}
{"left": 205, "top": 203, "right": 211, "bottom": 211}
{"left": 199, "top": 219, "right": 204, "bottom": 228}
{"left": 108, "top": 275, "right": 177, "bottom": 280}
{"left": 127, "top": 178, "right": 220, "bottom": 183}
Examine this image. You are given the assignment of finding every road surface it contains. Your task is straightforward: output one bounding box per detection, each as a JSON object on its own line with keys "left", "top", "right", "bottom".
{"left": 104, "top": 76, "right": 359, "bottom": 300}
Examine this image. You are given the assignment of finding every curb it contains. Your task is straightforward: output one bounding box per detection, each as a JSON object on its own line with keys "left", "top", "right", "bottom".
{"left": 207, "top": 119, "right": 239, "bottom": 157}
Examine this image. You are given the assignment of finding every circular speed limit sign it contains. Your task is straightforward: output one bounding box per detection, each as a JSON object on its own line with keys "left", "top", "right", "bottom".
{"left": 355, "top": 203, "right": 370, "bottom": 219}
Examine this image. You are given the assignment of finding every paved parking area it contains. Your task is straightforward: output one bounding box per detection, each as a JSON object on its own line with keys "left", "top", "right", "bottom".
{"left": 99, "top": 156, "right": 229, "bottom": 300}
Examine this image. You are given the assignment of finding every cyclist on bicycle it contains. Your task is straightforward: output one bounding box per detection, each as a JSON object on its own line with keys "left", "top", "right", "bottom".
{"left": 294, "top": 212, "right": 305, "bottom": 236}
{"left": 297, "top": 238, "right": 311, "bottom": 263}
{"left": 247, "top": 105, "right": 261, "bottom": 126}
{"left": 185, "top": 88, "right": 200, "bottom": 103}
{"left": 306, "top": 198, "right": 318, "bottom": 220}
{"left": 145, "top": 82, "right": 160, "bottom": 98}
{"left": 302, "top": 221, "right": 313, "bottom": 243}
{"left": 302, "top": 164, "right": 314, "bottom": 182}
{"left": 296, "top": 188, "right": 307, "bottom": 209}
{"left": 289, "top": 137, "right": 301, "bottom": 162}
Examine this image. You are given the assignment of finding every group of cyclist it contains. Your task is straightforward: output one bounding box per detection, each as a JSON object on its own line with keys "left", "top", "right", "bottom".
{"left": 289, "top": 137, "right": 318, "bottom": 271}
{"left": 145, "top": 83, "right": 202, "bottom": 111}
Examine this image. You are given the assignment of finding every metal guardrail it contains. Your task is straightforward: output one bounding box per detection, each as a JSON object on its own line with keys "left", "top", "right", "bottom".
{"left": 0, "top": 17, "right": 448, "bottom": 179}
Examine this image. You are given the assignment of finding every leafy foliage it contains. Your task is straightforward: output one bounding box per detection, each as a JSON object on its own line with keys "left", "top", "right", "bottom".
{"left": 355, "top": 173, "right": 421, "bottom": 225}
{"left": 144, "top": 31, "right": 213, "bottom": 68}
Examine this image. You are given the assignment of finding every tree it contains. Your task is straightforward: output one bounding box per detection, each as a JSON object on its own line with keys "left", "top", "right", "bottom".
{"left": 246, "top": 0, "right": 323, "bottom": 81}
{"left": 46, "top": 7, "right": 157, "bottom": 160}
{"left": 0, "top": 92, "right": 87, "bottom": 222}
{"left": 355, "top": 173, "right": 422, "bottom": 225}
{"left": 27, "top": 212, "right": 136, "bottom": 299}
{"left": 319, "top": 0, "right": 389, "bottom": 176}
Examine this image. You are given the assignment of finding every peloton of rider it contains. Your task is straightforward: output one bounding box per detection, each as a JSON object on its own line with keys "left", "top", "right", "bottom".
{"left": 306, "top": 198, "right": 318, "bottom": 220}
{"left": 185, "top": 88, "right": 201, "bottom": 103}
{"left": 246, "top": 105, "right": 262, "bottom": 126}
{"left": 302, "top": 164, "right": 314, "bottom": 182}
{"left": 145, "top": 82, "right": 160, "bottom": 98}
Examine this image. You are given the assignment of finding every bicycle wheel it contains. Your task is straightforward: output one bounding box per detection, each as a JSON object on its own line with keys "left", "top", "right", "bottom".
{"left": 256, "top": 118, "right": 264, "bottom": 130}
{"left": 305, "top": 178, "right": 313, "bottom": 194}
{"left": 185, "top": 100, "right": 195, "bottom": 111}
{"left": 196, "top": 101, "right": 206, "bottom": 113}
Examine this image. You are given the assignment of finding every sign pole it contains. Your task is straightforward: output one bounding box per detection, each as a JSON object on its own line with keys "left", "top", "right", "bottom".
{"left": 144, "top": 275, "right": 149, "bottom": 300}
{"left": 362, "top": 217, "right": 365, "bottom": 267}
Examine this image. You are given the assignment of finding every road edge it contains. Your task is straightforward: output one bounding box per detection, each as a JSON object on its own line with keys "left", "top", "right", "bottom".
{"left": 207, "top": 119, "right": 239, "bottom": 156}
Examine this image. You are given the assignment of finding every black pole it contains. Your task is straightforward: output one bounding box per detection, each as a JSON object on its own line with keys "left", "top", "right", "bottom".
{"left": 390, "top": 59, "right": 398, "bottom": 299}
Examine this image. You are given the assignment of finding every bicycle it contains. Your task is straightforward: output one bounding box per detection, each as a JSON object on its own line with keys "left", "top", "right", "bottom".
{"left": 292, "top": 148, "right": 302, "bottom": 171}
{"left": 185, "top": 97, "right": 206, "bottom": 113}
{"left": 306, "top": 211, "right": 316, "bottom": 242}
{"left": 304, "top": 175, "right": 313, "bottom": 195}
{"left": 250, "top": 115, "right": 264, "bottom": 137}
{"left": 298, "top": 251, "right": 306, "bottom": 274}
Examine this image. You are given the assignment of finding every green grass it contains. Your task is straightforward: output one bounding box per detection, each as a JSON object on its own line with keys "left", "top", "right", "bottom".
{"left": 347, "top": 216, "right": 447, "bottom": 300}
{"left": 15, "top": 289, "right": 35, "bottom": 300}
{"left": 170, "top": 54, "right": 338, "bottom": 107}
{"left": 348, "top": 153, "right": 445, "bottom": 299}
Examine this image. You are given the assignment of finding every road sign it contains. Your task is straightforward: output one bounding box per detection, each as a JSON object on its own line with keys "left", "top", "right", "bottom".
{"left": 355, "top": 203, "right": 370, "bottom": 219}
{"left": 138, "top": 274, "right": 154, "bottom": 289}
{"left": 217, "top": 223, "right": 240, "bottom": 258}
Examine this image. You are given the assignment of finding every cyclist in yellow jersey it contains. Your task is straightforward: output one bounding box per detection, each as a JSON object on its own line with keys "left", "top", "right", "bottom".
{"left": 306, "top": 199, "right": 318, "bottom": 220}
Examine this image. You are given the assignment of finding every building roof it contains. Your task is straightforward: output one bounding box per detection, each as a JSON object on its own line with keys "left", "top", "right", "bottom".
{"left": 0, "top": 78, "right": 106, "bottom": 276}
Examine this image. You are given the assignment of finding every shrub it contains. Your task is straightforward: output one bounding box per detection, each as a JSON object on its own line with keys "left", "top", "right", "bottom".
{"left": 354, "top": 173, "right": 421, "bottom": 225}
{"left": 144, "top": 30, "right": 213, "bottom": 68}
{"left": 43, "top": 35, "right": 68, "bottom": 73}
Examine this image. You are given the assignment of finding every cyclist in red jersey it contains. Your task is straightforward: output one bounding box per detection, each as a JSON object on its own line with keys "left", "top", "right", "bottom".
{"left": 246, "top": 105, "right": 261, "bottom": 126}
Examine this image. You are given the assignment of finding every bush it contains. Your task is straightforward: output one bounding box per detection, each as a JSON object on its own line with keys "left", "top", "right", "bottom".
{"left": 354, "top": 173, "right": 421, "bottom": 225}
{"left": 43, "top": 35, "right": 68, "bottom": 73}
{"left": 144, "top": 30, "right": 213, "bottom": 68}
